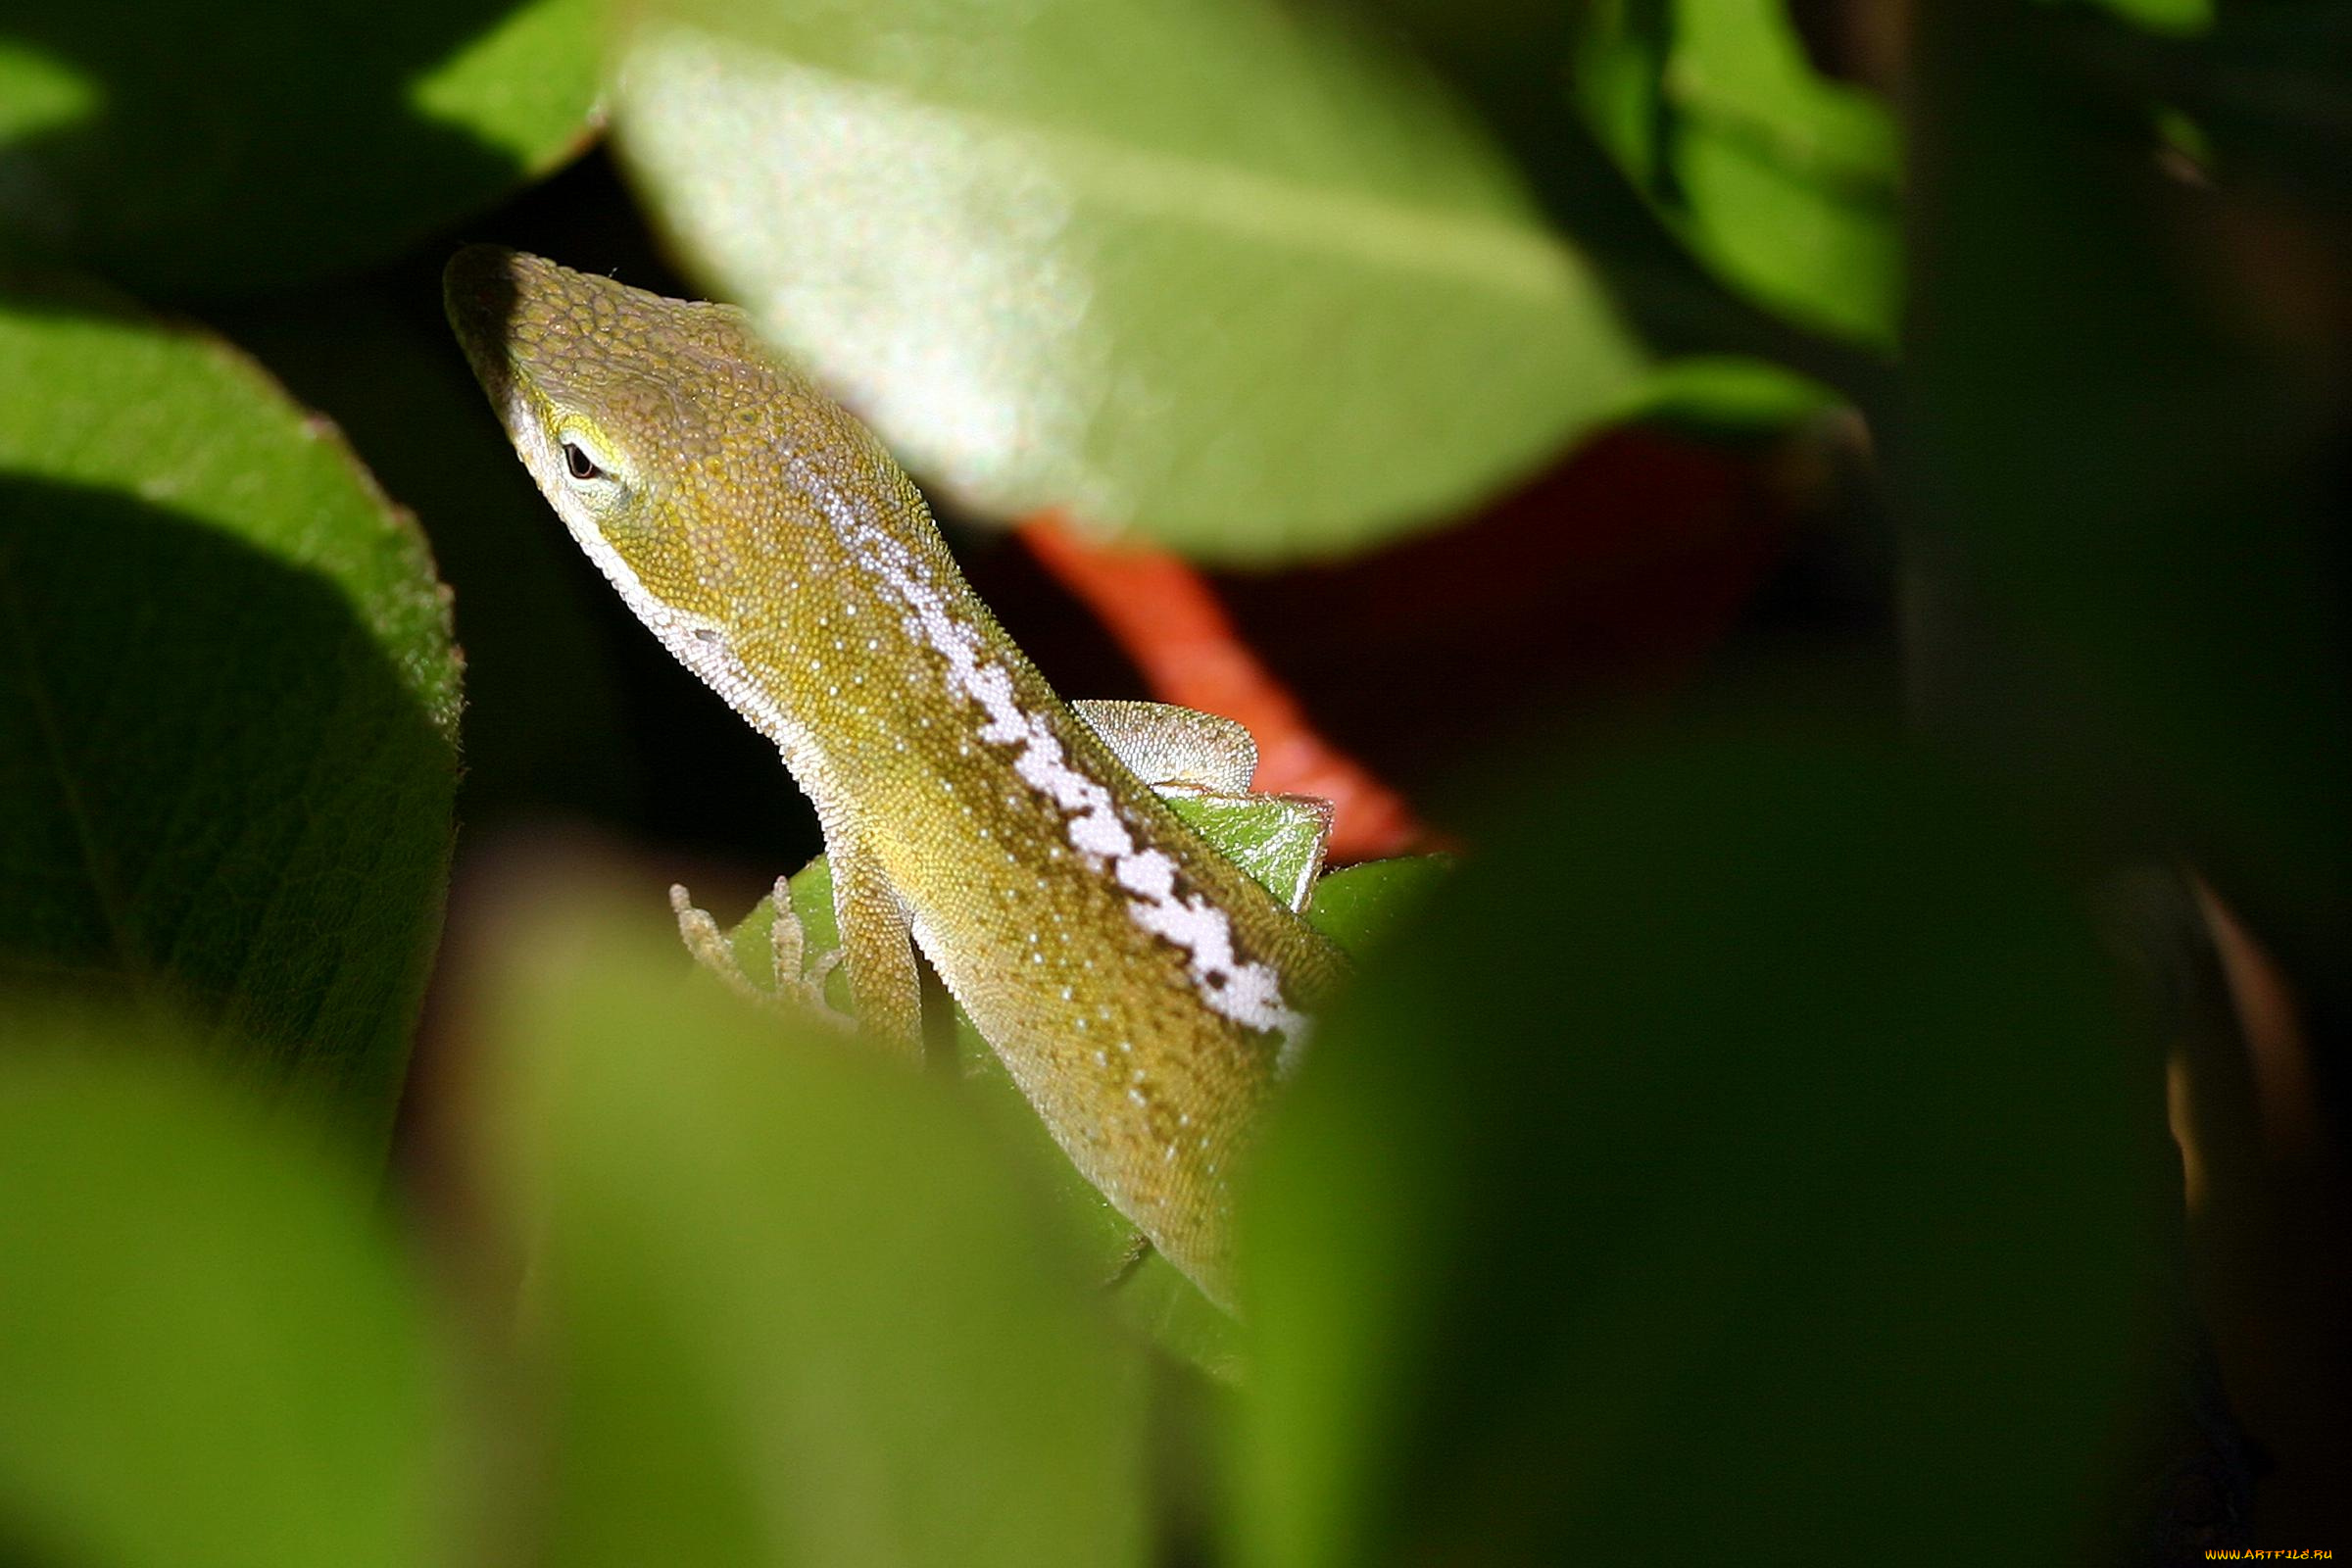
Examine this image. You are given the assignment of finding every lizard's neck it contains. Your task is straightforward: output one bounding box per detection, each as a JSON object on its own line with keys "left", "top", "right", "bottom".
{"left": 637, "top": 434, "right": 1032, "bottom": 809}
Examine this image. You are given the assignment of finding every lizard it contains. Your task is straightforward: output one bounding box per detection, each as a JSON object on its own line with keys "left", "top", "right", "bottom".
{"left": 444, "top": 245, "right": 1350, "bottom": 1307}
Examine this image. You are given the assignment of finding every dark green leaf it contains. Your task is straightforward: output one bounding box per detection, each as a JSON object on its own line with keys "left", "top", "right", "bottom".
{"left": 2076, "top": 0, "right": 2211, "bottom": 35}
{"left": 1302, "top": 855, "right": 1451, "bottom": 959}
{"left": 0, "top": 0, "right": 601, "bottom": 297}
{"left": 1237, "top": 737, "right": 2165, "bottom": 1565}
{"left": 1901, "top": 5, "right": 2352, "bottom": 1023}
{"left": 0, "top": 277, "right": 460, "bottom": 1143}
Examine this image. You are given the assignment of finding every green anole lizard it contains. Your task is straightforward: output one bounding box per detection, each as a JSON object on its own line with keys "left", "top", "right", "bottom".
{"left": 446, "top": 247, "right": 1349, "bottom": 1306}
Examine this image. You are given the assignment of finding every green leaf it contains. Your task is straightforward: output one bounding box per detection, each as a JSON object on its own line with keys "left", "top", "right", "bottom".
{"left": 612, "top": 0, "right": 1647, "bottom": 563}
{"left": 0, "top": 276, "right": 461, "bottom": 1144}
{"left": 714, "top": 855, "right": 855, "bottom": 1015}
{"left": 1301, "top": 855, "right": 1451, "bottom": 959}
{"left": 1627, "top": 354, "right": 1840, "bottom": 431}
{"left": 1578, "top": 0, "right": 1901, "bottom": 346}
{"left": 0, "top": 1027, "right": 433, "bottom": 1568}
{"left": 0, "top": 0, "right": 601, "bottom": 297}
{"left": 1236, "top": 738, "right": 2164, "bottom": 1565}
{"left": 2059, "top": 0, "right": 2212, "bottom": 35}
{"left": 1113, "top": 1250, "right": 1245, "bottom": 1380}
{"left": 479, "top": 892, "right": 1152, "bottom": 1568}
{"left": 1161, "top": 788, "right": 1329, "bottom": 911}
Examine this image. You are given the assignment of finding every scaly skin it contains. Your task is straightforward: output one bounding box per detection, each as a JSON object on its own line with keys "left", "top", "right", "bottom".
{"left": 446, "top": 246, "right": 1347, "bottom": 1304}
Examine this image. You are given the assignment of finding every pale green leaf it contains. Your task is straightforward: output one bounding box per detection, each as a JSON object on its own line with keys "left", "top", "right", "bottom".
{"left": 612, "top": 0, "right": 1646, "bottom": 562}
{"left": 476, "top": 895, "right": 1152, "bottom": 1568}
{"left": 0, "top": 1030, "right": 433, "bottom": 1568}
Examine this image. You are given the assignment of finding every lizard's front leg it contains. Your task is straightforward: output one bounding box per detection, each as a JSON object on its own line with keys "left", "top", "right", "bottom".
{"left": 671, "top": 878, "right": 849, "bottom": 1028}
{"left": 671, "top": 824, "right": 922, "bottom": 1057}
{"left": 826, "top": 825, "right": 924, "bottom": 1057}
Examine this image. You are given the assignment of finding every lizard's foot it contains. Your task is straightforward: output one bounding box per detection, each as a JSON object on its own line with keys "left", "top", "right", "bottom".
{"left": 671, "top": 880, "right": 855, "bottom": 1032}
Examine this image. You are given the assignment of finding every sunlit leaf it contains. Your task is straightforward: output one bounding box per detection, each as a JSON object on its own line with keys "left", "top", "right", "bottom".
{"left": 0, "top": 275, "right": 460, "bottom": 1143}
{"left": 612, "top": 0, "right": 1646, "bottom": 562}
{"left": 1161, "top": 788, "right": 1328, "bottom": 911}
{"left": 1578, "top": 0, "right": 1900, "bottom": 346}
{"left": 0, "top": 1031, "right": 433, "bottom": 1568}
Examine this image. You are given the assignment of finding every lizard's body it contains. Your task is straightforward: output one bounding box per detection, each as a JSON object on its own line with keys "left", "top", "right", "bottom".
{"left": 446, "top": 247, "right": 1347, "bottom": 1302}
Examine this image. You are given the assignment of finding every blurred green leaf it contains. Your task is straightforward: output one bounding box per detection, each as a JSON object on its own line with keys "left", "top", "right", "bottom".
{"left": 612, "top": 0, "right": 1646, "bottom": 563}
{"left": 1902, "top": 4, "right": 2352, "bottom": 1021}
{"left": 1627, "top": 353, "right": 1839, "bottom": 430}
{"left": 481, "top": 892, "right": 1152, "bottom": 1568}
{"left": 2066, "top": 0, "right": 2212, "bottom": 35}
{"left": 1578, "top": 0, "right": 1901, "bottom": 346}
{"left": 1301, "top": 855, "right": 1451, "bottom": 958}
{"left": 1113, "top": 1250, "right": 1245, "bottom": 1378}
{"left": 2122, "top": 2, "right": 2352, "bottom": 216}
{"left": 0, "top": 1029, "right": 432, "bottom": 1568}
{"left": 0, "top": 277, "right": 460, "bottom": 1143}
{"left": 0, "top": 0, "right": 600, "bottom": 297}
{"left": 1236, "top": 737, "right": 2164, "bottom": 1565}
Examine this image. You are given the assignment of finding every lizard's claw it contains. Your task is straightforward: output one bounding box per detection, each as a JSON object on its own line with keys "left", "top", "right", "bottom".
{"left": 671, "top": 881, "right": 857, "bottom": 1032}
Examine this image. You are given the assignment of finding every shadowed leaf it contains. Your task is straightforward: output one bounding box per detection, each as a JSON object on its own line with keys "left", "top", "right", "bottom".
{"left": 0, "top": 276, "right": 460, "bottom": 1144}
{"left": 1238, "top": 737, "right": 2165, "bottom": 1565}
{"left": 0, "top": 0, "right": 601, "bottom": 297}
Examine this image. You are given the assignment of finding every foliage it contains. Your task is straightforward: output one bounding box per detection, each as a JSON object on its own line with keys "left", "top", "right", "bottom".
{"left": 1576, "top": 0, "right": 1901, "bottom": 346}
{"left": 612, "top": 0, "right": 1646, "bottom": 559}
{"left": 0, "top": 1028, "right": 433, "bottom": 1568}
{"left": 0, "top": 0, "right": 600, "bottom": 295}
{"left": 2, "top": 0, "right": 2343, "bottom": 1560}
{"left": 0, "top": 279, "right": 460, "bottom": 1144}
{"left": 479, "top": 897, "right": 1157, "bottom": 1568}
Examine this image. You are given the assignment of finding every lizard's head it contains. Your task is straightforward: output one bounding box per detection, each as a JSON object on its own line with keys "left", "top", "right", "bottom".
{"left": 443, "top": 244, "right": 775, "bottom": 626}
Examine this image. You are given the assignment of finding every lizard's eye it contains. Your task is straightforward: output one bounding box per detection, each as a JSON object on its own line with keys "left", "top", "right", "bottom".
{"left": 562, "top": 439, "right": 602, "bottom": 481}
